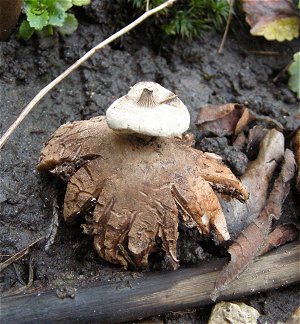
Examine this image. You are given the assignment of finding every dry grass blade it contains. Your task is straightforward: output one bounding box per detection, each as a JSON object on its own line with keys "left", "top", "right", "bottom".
{"left": 3, "top": 257, "right": 35, "bottom": 297}
{"left": 45, "top": 198, "right": 60, "bottom": 251}
{"left": 218, "top": 0, "right": 235, "bottom": 54}
{"left": 0, "top": 0, "right": 176, "bottom": 150}
{"left": 0, "top": 237, "right": 45, "bottom": 272}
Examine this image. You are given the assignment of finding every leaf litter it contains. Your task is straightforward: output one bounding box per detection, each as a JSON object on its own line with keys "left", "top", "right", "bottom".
{"left": 212, "top": 148, "right": 297, "bottom": 300}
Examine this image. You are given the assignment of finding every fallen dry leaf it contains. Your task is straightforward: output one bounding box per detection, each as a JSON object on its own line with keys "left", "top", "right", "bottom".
{"left": 196, "top": 103, "right": 283, "bottom": 139}
{"left": 213, "top": 149, "right": 296, "bottom": 299}
{"left": 232, "top": 131, "right": 247, "bottom": 150}
{"left": 260, "top": 224, "right": 299, "bottom": 255}
{"left": 243, "top": 0, "right": 300, "bottom": 41}
{"left": 234, "top": 107, "right": 252, "bottom": 137}
{"left": 220, "top": 128, "right": 285, "bottom": 236}
{"left": 246, "top": 125, "right": 269, "bottom": 160}
{"left": 38, "top": 116, "right": 248, "bottom": 269}
{"left": 196, "top": 103, "right": 244, "bottom": 137}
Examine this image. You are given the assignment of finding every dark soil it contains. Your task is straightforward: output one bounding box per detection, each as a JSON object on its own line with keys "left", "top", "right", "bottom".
{"left": 0, "top": 1, "right": 299, "bottom": 323}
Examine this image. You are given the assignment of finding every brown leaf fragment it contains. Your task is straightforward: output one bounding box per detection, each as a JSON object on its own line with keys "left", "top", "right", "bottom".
{"left": 234, "top": 108, "right": 253, "bottom": 136}
{"left": 196, "top": 103, "right": 283, "bottom": 139}
{"left": 232, "top": 131, "right": 247, "bottom": 150}
{"left": 196, "top": 104, "right": 244, "bottom": 137}
{"left": 213, "top": 149, "right": 296, "bottom": 299}
{"left": 260, "top": 224, "right": 299, "bottom": 255}
{"left": 246, "top": 125, "right": 269, "bottom": 160}
{"left": 220, "top": 128, "right": 285, "bottom": 236}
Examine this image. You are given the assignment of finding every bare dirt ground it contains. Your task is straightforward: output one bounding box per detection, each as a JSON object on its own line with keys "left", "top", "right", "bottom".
{"left": 0, "top": 1, "right": 299, "bottom": 322}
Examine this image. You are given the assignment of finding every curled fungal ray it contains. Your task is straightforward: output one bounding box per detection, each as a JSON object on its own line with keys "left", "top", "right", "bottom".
{"left": 38, "top": 117, "right": 248, "bottom": 269}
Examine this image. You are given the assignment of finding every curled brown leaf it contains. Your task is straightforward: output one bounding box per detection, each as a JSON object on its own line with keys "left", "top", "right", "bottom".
{"left": 221, "top": 128, "right": 285, "bottom": 236}
{"left": 196, "top": 104, "right": 244, "bottom": 137}
{"left": 213, "top": 149, "right": 296, "bottom": 299}
{"left": 260, "top": 224, "right": 299, "bottom": 255}
{"left": 196, "top": 103, "right": 283, "bottom": 139}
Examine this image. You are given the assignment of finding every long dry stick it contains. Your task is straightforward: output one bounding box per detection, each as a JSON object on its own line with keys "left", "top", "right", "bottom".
{"left": 0, "top": 0, "right": 176, "bottom": 150}
{"left": 218, "top": 0, "right": 234, "bottom": 54}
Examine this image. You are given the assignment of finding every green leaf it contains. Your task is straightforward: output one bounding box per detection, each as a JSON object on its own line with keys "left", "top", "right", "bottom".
{"left": 48, "top": 2, "right": 67, "bottom": 27}
{"left": 24, "top": 0, "right": 44, "bottom": 12}
{"left": 18, "top": 20, "right": 35, "bottom": 40}
{"left": 288, "top": 52, "right": 300, "bottom": 100}
{"left": 57, "top": 0, "right": 73, "bottom": 10}
{"left": 36, "top": 25, "right": 54, "bottom": 37}
{"left": 27, "top": 9, "right": 49, "bottom": 30}
{"left": 58, "top": 13, "right": 78, "bottom": 35}
{"left": 72, "top": 0, "right": 90, "bottom": 6}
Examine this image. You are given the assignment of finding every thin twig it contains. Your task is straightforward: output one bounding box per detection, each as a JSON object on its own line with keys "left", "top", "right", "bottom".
{"left": 218, "top": 0, "right": 234, "bottom": 54}
{"left": 0, "top": 237, "right": 45, "bottom": 272}
{"left": 0, "top": 0, "right": 176, "bottom": 150}
{"left": 273, "top": 60, "right": 292, "bottom": 83}
{"left": 146, "top": 0, "right": 150, "bottom": 11}
{"left": 249, "top": 50, "right": 280, "bottom": 56}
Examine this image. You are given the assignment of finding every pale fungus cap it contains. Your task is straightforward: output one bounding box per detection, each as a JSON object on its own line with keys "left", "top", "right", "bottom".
{"left": 106, "top": 81, "right": 190, "bottom": 137}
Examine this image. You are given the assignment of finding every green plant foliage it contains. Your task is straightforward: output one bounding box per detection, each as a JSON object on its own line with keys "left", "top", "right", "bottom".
{"left": 19, "top": 0, "right": 90, "bottom": 40}
{"left": 19, "top": 20, "right": 35, "bottom": 41}
{"left": 58, "top": 13, "right": 78, "bottom": 35}
{"left": 131, "top": 0, "right": 229, "bottom": 38}
{"left": 288, "top": 52, "right": 300, "bottom": 100}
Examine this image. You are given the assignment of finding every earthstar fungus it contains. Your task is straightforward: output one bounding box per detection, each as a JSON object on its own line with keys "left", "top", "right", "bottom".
{"left": 38, "top": 82, "right": 248, "bottom": 269}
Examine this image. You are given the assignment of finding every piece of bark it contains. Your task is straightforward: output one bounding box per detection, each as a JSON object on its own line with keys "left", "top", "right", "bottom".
{"left": 1, "top": 242, "right": 299, "bottom": 323}
{"left": 221, "top": 128, "right": 285, "bottom": 236}
{"left": 213, "top": 149, "right": 296, "bottom": 299}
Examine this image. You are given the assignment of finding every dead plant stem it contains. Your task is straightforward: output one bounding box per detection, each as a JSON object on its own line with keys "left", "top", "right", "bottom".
{"left": 273, "top": 60, "right": 292, "bottom": 83}
{"left": 0, "top": 0, "right": 176, "bottom": 150}
{"left": 218, "top": 0, "right": 234, "bottom": 54}
{"left": 0, "top": 237, "right": 45, "bottom": 272}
